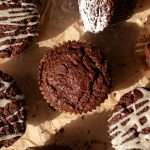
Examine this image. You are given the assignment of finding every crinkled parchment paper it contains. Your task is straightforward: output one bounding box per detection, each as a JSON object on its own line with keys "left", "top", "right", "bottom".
{"left": 1, "top": 0, "right": 150, "bottom": 150}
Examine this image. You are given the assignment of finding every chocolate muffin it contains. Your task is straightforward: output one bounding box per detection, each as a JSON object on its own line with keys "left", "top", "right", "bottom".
{"left": 26, "top": 144, "right": 72, "bottom": 150}
{"left": 78, "top": 0, "right": 136, "bottom": 33}
{"left": 108, "top": 87, "right": 150, "bottom": 150}
{"left": 0, "top": 0, "right": 40, "bottom": 58}
{"left": 39, "top": 41, "right": 111, "bottom": 114}
{"left": 0, "top": 71, "right": 26, "bottom": 148}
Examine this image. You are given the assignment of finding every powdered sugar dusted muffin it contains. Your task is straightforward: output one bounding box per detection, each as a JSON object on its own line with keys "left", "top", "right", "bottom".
{"left": 0, "top": 0, "right": 40, "bottom": 59}
{"left": 78, "top": 0, "right": 136, "bottom": 33}
{"left": 78, "top": 0, "right": 114, "bottom": 33}
{"left": 0, "top": 71, "right": 26, "bottom": 148}
{"left": 108, "top": 87, "right": 150, "bottom": 150}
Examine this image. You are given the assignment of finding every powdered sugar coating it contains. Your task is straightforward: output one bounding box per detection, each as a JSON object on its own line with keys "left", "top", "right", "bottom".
{"left": 78, "top": 0, "right": 114, "bottom": 33}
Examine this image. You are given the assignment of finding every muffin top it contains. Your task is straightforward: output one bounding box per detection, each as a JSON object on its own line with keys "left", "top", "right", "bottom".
{"left": 39, "top": 41, "right": 111, "bottom": 113}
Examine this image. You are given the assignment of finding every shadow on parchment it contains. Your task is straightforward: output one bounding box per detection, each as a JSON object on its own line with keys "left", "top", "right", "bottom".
{"left": 80, "top": 22, "right": 146, "bottom": 91}
{"left": 112, "top": 0, "right": 136, "bottom": 24}
{"left": 0, "top": 44, "right": 60, "bottom": 125}
{"left": 38, "top": 0, "right": 150, "bottom": 42}
{"left": 44, "top": 111, "right": 112, "bottom": 150}
{"left": 112, "top": 0, "right": 150, "bottom": 24}
{"left": 136, "top": 0, "right": 150, "bottom": 13}
{"left": 39, "top": 0, "right": 79, "bottom": 41}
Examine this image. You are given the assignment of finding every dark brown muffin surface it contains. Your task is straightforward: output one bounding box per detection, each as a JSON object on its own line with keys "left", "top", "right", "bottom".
{"left": 39, "top": 41, "right": 111, "bottom": 113}
{"left": 0, "top": 71, "right": 26, "bottom": 148}
{"left": 0, "top": 0, "right": 40, "bottom": 58}
{"left": 108, "top": 87, "right": 150, "bottom": 150}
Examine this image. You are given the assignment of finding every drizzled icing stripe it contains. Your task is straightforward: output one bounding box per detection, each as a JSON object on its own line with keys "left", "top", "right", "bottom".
{"left": 0, "top": 80, "right": 11, "bottom": 91}
{"left": 0, "top": 108, "right": 24, "bottom": 125}
{"left": 0, "top": 98, "right": 11, "bottom": 107}
{"left": 0, "top": 71, "right": 25, "bottom": 144}
{"left": 0, "top": 79, "right": 24, "bottom": 105}
{"left": 108, "top": 88, "right": 150, "bottom": 150}
{"left": 6, "top": 107, "right": 24, "bottom": 120}
{"left": 0, "top": 0, "right": 40, "bottom": 53}
{"left": 0, "top": 133, "right": 23, "bottom": 142}
{"left": 0, "top": 78, "right": 24, "bottom": 108}
{"left": 0, "top": 43, "right": 22, "bottom": 51}
{"left": 0, "top": 107, "right": 25, "bottom": 142}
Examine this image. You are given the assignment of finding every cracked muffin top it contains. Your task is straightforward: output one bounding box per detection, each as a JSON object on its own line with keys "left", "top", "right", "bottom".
{"left": 38, "top": 41, "right": 111, "bottom": 114}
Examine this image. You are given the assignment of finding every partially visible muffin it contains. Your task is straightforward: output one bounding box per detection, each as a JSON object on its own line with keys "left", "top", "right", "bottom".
{"left": 0, "top": 0, "right": 40, "bottom": 59}
{"left": 26, "top": 144, "right": 72, "bottom": 150}
{"left": 108, "top": 87, "right": 150, "bottom": 150}
{"left": 0, "top": 71, "right": 26, "bottom": 148}
{"left": 78, "top": 0, "right": 136, "bottom": 33}
{"left": 39, "top": 41, "right": 111, "bottom": 114}
{"left": 78, "top": 0, "right": 114, "bottom": 33}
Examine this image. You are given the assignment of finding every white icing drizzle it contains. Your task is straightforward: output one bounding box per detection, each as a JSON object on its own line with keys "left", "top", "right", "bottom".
{"left": 0, "top": 133, "right": 23, "bottom": 142}
{"left": 0, "top": 0, "right": 40, "bottom": 52}
{"left": 6, "top": 107, "right": 24, "bottom": 120}
{"left": 0, "top": 79, "right": 24, "bottom": 101}
{"left": 108, "top": 88, "right": 150, "bottom": 150}
{"left": 0, "top": 107, "right": 24, "bottom": 141}
{"left": 0, "top": 43, "right": 22, "bottom": 51}
{"left": 15, "top": 94, "right": 24, "bottom": 100}
{"left": 0, "top": 73, "right": 25, "bottom": 143}
{"left": 0, "top": 107, "right": 25, "bottom": 142}
{"left": 78, "top": 0, "right": 112, "bottom": 33}
{"left": 0, "top": 79, "right": 24, "bottom": 111}
{"left": 0, "top": 80, "right": 12, "bottom": 91}
{"left": 0, "top": 98, "right": 11, "bottom": 107}
{"left": 0, "top": 107, "right": 24, "bottom": 142}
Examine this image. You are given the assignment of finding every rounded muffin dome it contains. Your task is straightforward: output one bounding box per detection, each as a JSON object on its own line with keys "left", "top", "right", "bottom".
{"left": 39, "top": 41, "right": 111, "bottom": 114}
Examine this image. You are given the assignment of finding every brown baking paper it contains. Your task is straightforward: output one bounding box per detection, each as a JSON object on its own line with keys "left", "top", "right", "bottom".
{"left": 1, "top": 0, "right": 150, "bottom": 150}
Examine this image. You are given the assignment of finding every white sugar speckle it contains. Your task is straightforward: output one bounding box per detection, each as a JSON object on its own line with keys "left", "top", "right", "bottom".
{"left": 78, "top": 0, "right": 113, "bottom": 33}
